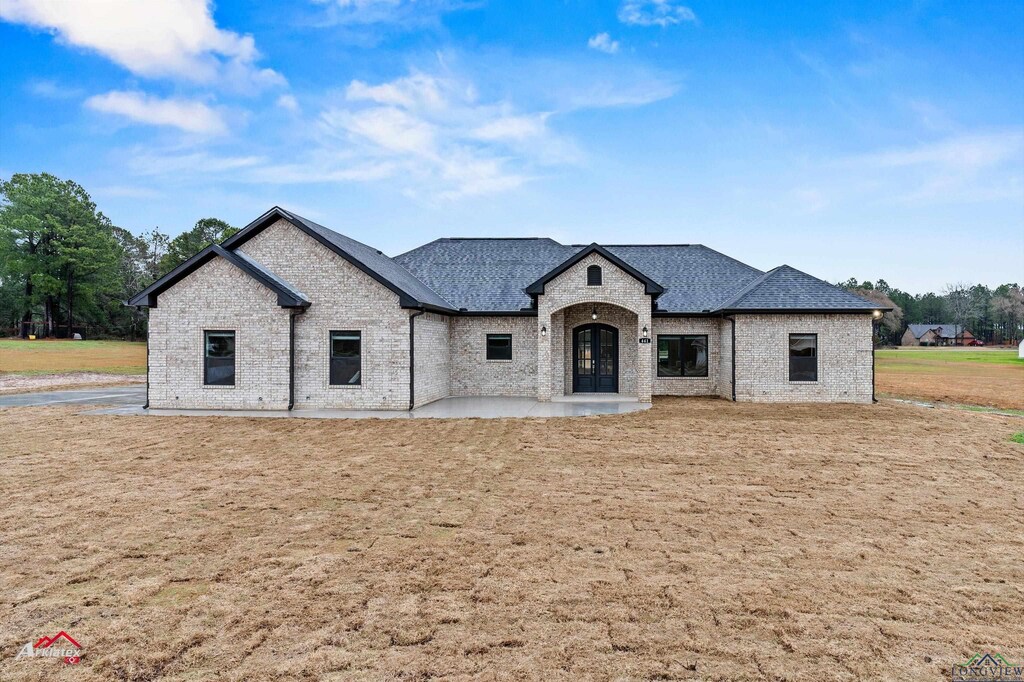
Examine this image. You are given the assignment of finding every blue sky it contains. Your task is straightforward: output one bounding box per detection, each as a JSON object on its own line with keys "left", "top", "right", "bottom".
{"left": 1, "top": 0, "right": 1021, "bottom": 292}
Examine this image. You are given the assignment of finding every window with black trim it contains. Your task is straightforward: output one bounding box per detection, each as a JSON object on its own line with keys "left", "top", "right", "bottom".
{"left": 587, "top": 264, "right": 602, "bottom": 286}
{"left": 789, "top": 333, "right": 817, "bottom": 381}
{"left": 486, "top": 334, "right": 512, "bottom": 360}
{"left": 330, "top": 331, "right": 362, "bottom": 385}
{"left": 204, "top": 330, "right": 235, "bottom": 385}
{"left": 657, "top": 335, "right": 708, "bottom": 377}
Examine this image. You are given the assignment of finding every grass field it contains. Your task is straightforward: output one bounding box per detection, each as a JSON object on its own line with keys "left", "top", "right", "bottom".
{"left": 0, "top": 339, "right": 147, "bottom": 375}
{"left": 875, "top": 347, "right": 1024, "bottom": 410}
{"left": 1, "top": 399, "right": 1021, "bottom": 680}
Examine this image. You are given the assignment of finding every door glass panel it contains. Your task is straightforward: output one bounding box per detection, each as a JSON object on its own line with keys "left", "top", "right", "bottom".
{"left": 599, "top": 328, "right": 614, "bottom": 376}
{"left": 577, "top": 329, "right": 591, "bottom": 374}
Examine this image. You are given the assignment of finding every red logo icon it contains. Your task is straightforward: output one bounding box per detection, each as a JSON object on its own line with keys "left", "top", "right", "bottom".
{"left": 33, "top": 631, "right": 81, "bottom": 664}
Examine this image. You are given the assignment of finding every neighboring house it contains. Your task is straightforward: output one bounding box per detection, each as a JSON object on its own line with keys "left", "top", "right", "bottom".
{"left": 129, "top": 207, "right": 887, "bottom": 411}
{"left": 901, "top": 324, "right": 975, "bottom": 347}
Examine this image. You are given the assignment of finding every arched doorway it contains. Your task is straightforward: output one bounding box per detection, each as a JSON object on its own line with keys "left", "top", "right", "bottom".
{"left": 572, "top": 323, "right": 618, "bottom": 393}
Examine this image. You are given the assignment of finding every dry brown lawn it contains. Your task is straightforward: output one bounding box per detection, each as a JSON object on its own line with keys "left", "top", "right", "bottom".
{"left": 0, "top": 340, "right": 147, "bottom": 375}
{"left": 1, "top": 399, "right": 1022, "bottom": 681}
{"left": 875, "top": 349, "right": 1024, "bottom": 410}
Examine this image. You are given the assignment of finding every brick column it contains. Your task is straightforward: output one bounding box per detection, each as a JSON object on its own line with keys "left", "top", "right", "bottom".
{"left": 536, "top": 304, "right": 552, "bottom": 401}
{"left": 637, "top": 305, "right": 652, "bottom": 403}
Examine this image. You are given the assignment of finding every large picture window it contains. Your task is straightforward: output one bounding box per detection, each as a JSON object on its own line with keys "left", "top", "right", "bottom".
{"left": 789, "top": 333, "right": 818, "bottom": 381}
{"left": 657, "top": 335, "right": 708, "bottom": 377}
{"left": 204, "top": 330, "right": 235, "bottom": 386}
{"left": 486, "top": 333, "right": 512, "bottom": 360}
{"left": 330, "top": 331, "right": 362, "bottom": 385}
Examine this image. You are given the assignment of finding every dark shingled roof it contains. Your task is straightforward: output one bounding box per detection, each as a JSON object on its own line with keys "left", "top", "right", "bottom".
{"left": 603, "top": 245, "right": 763, "bottom": 312}
{"left": 719, "top": 265, "right": 880, "bottom": 312}
{"left": 395, "top": 238, "right": 579, "bottom": 312}
{"left": 394, "top": 240, "right": 766, "bottom": 313}
{"left": 132, "top": 207, "right": 884, "bottom": 316}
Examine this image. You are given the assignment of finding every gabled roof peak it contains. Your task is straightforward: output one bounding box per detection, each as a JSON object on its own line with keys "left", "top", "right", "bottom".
{"left": 523, "top": 243, "right": 665, "bottom": 297}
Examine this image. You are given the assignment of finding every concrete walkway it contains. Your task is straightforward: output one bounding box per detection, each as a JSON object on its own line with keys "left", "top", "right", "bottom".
{"left": 0, "top": 385, "right": 649, "bottom": 419}
{"left": 88, "top": 395, "right": 650, "bottom": 419}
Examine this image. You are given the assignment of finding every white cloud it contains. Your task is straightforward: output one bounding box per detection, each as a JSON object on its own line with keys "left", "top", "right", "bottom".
{"left": 311, "top": 0, "right": 473, "bottom": 27}
{"left": 588, "top": 32, "right": 620, "bottom": 54}
{"left": 128, "top": 150, "right": 267, "bottom": 176}
{"left": 26, "top": 78, "right": 83, "bottom": 99}
{"left": 85, "top": 91, "right": 228, "bottom": 135}
{"left": 276, "top": 94, "right": 300, "bottom": 112}
{"left": 470, "top": 114, "right": 549, "bottom": 141}
{"left": 0, "top": 0, "right": 284, "bottom": 89}
{"left": 849, "top": 132, "right": 1024, "bottom": 171}
{"left": 113, "top": 58, "right": 675, "bottom": 200}
{"left": 618, "top": 0, "right": 697, "bottom": 27}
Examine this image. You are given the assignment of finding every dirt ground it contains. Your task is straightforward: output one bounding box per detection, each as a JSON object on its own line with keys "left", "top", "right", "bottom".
{"left": 1, "top": 399, "right": 1021, "bottom": 681}
{"left": 0, "top": 372, "right": 145, "bottom": 394}
{"left": 875, "top": 349, "right": 1024, "bottom": 410}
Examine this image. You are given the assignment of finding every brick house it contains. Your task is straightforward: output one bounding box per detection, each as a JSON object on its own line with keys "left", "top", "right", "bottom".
{"left": 129, "top": 207, "right": 887, "bottom": 411}
{"left": 901, "top": 324, "right": 975, "bottom": 346}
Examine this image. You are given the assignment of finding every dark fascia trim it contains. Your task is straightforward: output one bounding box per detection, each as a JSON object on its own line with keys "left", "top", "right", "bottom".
{"left": 126, "top": 242, "right": 310, "bottom": 309}
{"left": 718, "top": 307, "right": 892, "bottom": 315}
{"left": 457, "top": 309, "right": 538, "bottom": 317}
{"left": 523, "top": 243, "right": 665, "bottom": 297}
{"left": 653, "top": 311, "right": 718, "bottom": 318}
{"left": 221, "top": 206, "right": 457, "bottom": 314}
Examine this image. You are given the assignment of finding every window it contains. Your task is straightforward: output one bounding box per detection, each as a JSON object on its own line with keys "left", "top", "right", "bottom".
{"left": 330, "top": 331, "right": 361, "bottom": 385}
{"left": 486, "top": 333, "right": 512, "bottom": 360}
{"left": 204, "top": 331, "right": 235, "bottom": 386}
{"left": 657, "top": 335, "right": 708, "bottom": 377}
{"left": 789, "top": 333, "right": 817, "bottom": 381}
{"left": 587, "top": 264, "right": 602, "bottom": 286}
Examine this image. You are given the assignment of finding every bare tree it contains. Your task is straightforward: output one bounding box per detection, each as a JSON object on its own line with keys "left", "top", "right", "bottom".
{"left": 942, "top": 281, "right": 976, "bottom": 345}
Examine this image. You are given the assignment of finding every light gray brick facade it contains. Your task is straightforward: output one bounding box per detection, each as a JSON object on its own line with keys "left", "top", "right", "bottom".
{"left": 148, "top": 257, "right": 291, "bottom": 410}
{"left": 536, "top": 253, "right": 653, "bottom": 402}
{"left": 143, "top": 218, "right": 876, "bottom": 410}
{"left": 732, "top": 314, "right": 873, "bottom": 403}
{"left": 412, "top": 312, "right": 450, "bottom": 407}
{"left": 238, "top": 219, "right": 412, "bottom": 410}
{"left": 449, "top": 316, "right": 537, "bottom": 396}
{"left": 649, "top": 317, "right": 722, "bottom": 396}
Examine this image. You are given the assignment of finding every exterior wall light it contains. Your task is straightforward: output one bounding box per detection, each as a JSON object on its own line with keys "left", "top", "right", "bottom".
{"left": 541, "top": 325, "right": 547, "bottom": 337}
{"left": 642, "top": 326, "right": 648, "bottom": 338}
{"left": 591, "top": 308, "right": 598, "bottom": 320}
{"left": 872, "top": 310, "right": 883, "bottom": 319}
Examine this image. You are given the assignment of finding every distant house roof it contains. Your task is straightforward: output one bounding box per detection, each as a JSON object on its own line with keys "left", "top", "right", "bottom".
{"left": 131, "top": 207, "right": 889, "bottom": 316}
{"left": 907, "top": 324, "right": 972, "bottom": 339}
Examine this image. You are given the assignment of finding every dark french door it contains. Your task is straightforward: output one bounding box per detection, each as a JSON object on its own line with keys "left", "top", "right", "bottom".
{"left": 573, "top": 323, "right": 618, "bottom": 393}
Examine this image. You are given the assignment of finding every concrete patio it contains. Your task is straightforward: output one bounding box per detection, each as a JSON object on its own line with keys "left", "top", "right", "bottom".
{"left": 85, "top": 394, "right": 651, "bottom": 419}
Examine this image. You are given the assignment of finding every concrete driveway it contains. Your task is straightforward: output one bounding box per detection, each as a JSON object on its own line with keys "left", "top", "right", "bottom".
{"left": 0, "top": 386, "right": 146, "bottom": 408}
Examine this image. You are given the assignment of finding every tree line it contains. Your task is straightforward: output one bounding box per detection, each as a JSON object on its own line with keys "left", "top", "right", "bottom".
{"left": 0, "top": 173, "right": 236, "bottom": 339}
{"left": 2, "top": 173, "right": 1022, "bottom": 344}
{"left": 841, "top": 279, "right": 1023, "bottom": 346}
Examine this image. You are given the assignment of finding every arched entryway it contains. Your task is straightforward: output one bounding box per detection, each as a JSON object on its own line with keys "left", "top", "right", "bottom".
{"left": 572, "top": 323, "right": 618, "bottom": 393}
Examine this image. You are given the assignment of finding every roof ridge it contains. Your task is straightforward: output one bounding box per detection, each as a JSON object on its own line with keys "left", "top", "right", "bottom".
{"left": 717, "top": 266, "right": 782, "bottom": 309}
